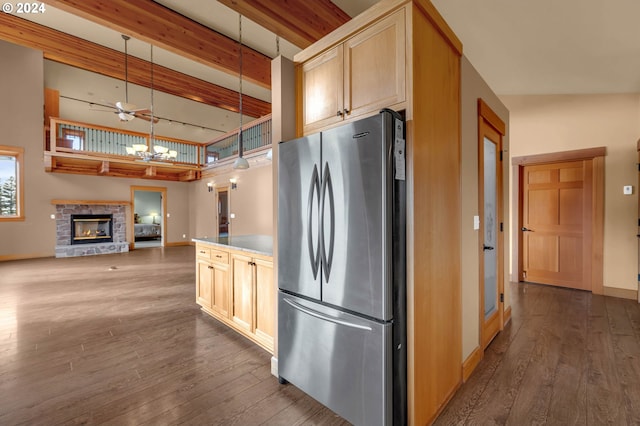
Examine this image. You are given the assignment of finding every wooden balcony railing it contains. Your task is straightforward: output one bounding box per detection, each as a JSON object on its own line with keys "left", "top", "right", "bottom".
{"left": 50, "top": 118, "right": 202, "bottom": 166}
{"left": 202, "top": 114, "right": 272, "bottom": 165}
{"left": 45, "top": 115, "right": 273, "bottom": 181}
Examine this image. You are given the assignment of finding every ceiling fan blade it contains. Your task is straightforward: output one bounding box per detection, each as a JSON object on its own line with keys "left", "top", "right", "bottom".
{"left": 89, "top": 106, "right": 117, "bottom": 112}
{"left": 116, "top": 101, "right": 138, "bottom": 112}
{"left": 118, "top": 111, "right": 135, "bottom": 122}
{"left": 131, "top": 108, "right": 152, "bottom": 114}
{"left": 134, "top": 113, "right": 159, "bottom": 123}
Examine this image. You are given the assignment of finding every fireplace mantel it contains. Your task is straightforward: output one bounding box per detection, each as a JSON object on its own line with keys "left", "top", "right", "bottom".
{"left": 51, "top": 199, "right": 131, "bottom": 206}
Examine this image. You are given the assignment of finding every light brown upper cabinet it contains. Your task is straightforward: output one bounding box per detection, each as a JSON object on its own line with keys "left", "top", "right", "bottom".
{"left": 299, "top": 10, "right": 406, "bottom": 134}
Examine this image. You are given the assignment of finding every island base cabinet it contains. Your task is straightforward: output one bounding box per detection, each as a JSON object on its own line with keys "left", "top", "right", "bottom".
{"left": 196, "top": 246, "right": 230, "bottom": 319}
{"left": 195, "top": 243, "right": 274, "bottom": 354}
{"left": 231, "top": 253, "right": 254, "bottom": 333}
{"left": 254, "top": 258, "right": 275, "bottom": 349}
{"left": 231, "top": 253, "right": 275, "bottom": 352}
{"left": 196, "top": 259, "right": 213, "bottom": 310}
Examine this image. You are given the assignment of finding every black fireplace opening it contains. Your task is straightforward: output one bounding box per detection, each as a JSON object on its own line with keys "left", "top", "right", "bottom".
{"left": 71, "top": 214, "right": 113, "bottom": 245}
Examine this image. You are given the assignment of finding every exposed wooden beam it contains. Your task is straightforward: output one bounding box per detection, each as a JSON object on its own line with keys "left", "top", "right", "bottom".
{"left": 218, "top": 0, "right": 350, "bottom": 49}
{"left": 0, "top": 14, "right": 270, "bottom": 118}
{"left": 42, "top": 0, "right": 272, "bottom": 88}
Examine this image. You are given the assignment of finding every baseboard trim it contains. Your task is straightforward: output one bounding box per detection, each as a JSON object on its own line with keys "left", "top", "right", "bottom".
{"left": 504, "top": 306, "right": 513, "bottom": 325}
{"left": 165, "top": 241, "right": 192, "bottom": 247}
{"left": 271, "top": 356, "right": 278, "bottom": 378}
{"left": 462, "top": 346, "right": 483, "bottom": 382}
{"left": 603, "top": 286, "right": 638, "bottom": 301}
{"left": 0, "top": 253, "right": 52, "bottom": 262}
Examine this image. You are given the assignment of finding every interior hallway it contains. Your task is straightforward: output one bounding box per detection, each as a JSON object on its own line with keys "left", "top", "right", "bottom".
{"left": 435, "top": 281, "right": 640, "bottom": 425}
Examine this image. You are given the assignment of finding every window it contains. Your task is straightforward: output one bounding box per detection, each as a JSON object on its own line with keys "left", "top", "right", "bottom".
{"left": 0, "top": 146, "right": 24, "bottom": 221}
{"left": 60, "top": 128, "right": 85, "bottom": 150}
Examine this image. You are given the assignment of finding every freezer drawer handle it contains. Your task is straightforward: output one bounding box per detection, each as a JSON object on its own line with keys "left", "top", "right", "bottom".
{"left": 307, "top": 164, "right": 321, "bottom": 279}
{"left": 283, "top": 298, "right": 373, "bottom": 331}
{"left": 320, "top": 162, "right": 335, "bottom": 282}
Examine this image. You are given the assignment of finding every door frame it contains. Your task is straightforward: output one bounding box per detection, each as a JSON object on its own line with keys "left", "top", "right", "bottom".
{"left": 512, "top": 147, "right": 605, "bottom": 294}
{"left": 130, "top": 185, "right": 168, "bottom": 249}
{"left": 478, "top": 99, "right": 505, "bottom": 349}
{"left": 216, "top": 186, "right": 231, "bottom": 237}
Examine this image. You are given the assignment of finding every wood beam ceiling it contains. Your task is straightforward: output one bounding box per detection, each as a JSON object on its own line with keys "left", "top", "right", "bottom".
{"left": 42, "top": 0, "right": 272, "bottom": 89}
{"left": 0, "top": 14, "right": 271, "bottom": 118}
{"left": 218, "top": 0, "right": 350, "bottom": 49}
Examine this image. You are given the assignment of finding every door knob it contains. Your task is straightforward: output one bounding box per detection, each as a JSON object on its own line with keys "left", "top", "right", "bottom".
{"left": 483, "top": 245, "right": 494, "bottom": 251}
{"left": 521, "top": 227, "right": 533, "bottom": 232}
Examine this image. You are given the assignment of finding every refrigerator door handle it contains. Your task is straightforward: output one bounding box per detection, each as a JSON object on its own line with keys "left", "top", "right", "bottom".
{"left": 307, "top": 164, "right": 321, "bottom": 279}
{"left": 320, "top": 162, "right": 335, "bottom": 282}
{"left": 282, "top": 297, "right": 373, "bottom": 331}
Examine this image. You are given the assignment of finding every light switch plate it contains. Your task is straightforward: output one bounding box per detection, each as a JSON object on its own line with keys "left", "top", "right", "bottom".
{"left": 624, "top": 185, "right": 633, "bottom": 195}
{"left": 473, "top": 215, "right": 480, "bottom": 230}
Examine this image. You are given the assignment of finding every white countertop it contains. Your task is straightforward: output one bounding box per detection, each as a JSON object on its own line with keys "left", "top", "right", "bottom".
{"left": 192, "top": 234, "right": 273, "bottom": 256}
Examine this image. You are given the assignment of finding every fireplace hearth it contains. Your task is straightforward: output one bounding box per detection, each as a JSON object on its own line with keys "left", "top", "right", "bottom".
{"left": 71, "top": 214, "right": 113, "bottom": 245}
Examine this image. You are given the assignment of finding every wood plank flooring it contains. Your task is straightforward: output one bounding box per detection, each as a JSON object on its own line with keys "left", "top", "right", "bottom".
{"left": 434, "top": 281, "right": 640, "bottom": 425}
{"left": 0, "top": 247, "right": 347, "bottom": 425}
{"left": 4, "top": 249, "right": 640, "bottom": 425}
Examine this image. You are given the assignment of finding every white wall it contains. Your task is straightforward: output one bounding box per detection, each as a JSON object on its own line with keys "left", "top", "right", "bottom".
{"left": 0, "top": 41, "right": 193, "bottom": 258}
{"left": 191, "top": 164, "right": 274, "bottom": 239}
{"left": 502, "top": 94, "right": 640, "bottom": 293}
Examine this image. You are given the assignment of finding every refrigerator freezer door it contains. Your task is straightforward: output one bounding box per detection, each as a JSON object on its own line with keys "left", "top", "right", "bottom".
{"left": 320, "top": 113, "right": 394, "bottom": 320}
{"left": 278, "top": 291, "right": 392, "bottom": 426}
{"left": 278, "top": 134, "right": 322, "bottom": 300}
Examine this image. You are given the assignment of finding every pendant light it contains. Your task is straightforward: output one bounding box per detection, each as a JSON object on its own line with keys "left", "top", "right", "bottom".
{"left": 233, "top": 14, "right": 249, "bottom": 170}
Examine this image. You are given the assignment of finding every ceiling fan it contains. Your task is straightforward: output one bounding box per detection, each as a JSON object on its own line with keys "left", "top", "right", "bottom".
{"left": 93, "top": 35, "right": 156, "bottom": 123}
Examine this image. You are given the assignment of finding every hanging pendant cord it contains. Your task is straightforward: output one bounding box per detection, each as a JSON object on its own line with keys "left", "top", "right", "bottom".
{"left": 238, "top": 14, "right": 244, "bottom": 158}
{"left": 123, "top": 35, "right": 130, "bottom": 104}
{"left": 150, "top": 44, "right": 154, "bottom": 144}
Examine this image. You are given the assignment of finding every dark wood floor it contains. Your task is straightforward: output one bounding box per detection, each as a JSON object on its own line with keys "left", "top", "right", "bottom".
{"left": 4, "top": 248, "right": 639, "bottom": 425}
{"left": 0, "top": 247, "right": 347, "bottom": 425}
{"left": 435, "top": 281, "right": 640, "bottom": 425}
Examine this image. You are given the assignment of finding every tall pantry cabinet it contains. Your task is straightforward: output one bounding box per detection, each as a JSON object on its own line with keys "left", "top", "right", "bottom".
{"left": 292, "top": 0, "right": 462, "bottom": 424}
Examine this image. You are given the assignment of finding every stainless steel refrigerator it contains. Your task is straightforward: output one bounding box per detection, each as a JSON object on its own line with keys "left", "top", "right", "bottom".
{"left": 277, "top": 109, "right": 406, "bottom": 425}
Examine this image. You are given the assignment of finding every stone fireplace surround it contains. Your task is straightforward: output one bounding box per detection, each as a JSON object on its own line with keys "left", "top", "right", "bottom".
{"left": 54, "top": 200, "right": 129, "bottom": 258}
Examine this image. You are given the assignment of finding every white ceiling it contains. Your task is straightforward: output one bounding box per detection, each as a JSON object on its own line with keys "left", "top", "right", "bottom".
{"left": 19, "top": 0, "right": 640, "bottom": 142}
{"left": 431, "top": 0, "right": 640, "bottom": 95}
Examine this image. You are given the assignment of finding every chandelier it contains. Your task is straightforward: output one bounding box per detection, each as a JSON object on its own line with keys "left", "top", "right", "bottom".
{"left": 124, "top": 42, "right": 178, "bottom": 162}
{"left": 126, "top": 143, "right": 177, "bottom": 161}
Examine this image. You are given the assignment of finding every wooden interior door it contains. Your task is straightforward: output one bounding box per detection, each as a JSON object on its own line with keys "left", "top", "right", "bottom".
{"left": 479, "top": 117, "right": 503, "bottom": 349}
{"left": 522, "top": 161, "right": 592, "bottom": 290}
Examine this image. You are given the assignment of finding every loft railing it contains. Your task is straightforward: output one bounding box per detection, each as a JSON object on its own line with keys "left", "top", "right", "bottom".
{"left": 202, "top": 114, "right": 272, "bottom": 165}
{"left": 49, "top": 118, "right": 202, "bottom": 166}
{"left": 48, "top": 114, "right": 273, "bottom": 170}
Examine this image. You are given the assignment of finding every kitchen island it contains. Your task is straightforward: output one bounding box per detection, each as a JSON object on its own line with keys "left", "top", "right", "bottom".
{"left": 193, "top": 235, "right": 274, "bottom": 353}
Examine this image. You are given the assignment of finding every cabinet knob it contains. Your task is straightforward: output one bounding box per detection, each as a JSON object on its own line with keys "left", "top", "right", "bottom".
{"left": 216, "top": 255, "right": 222, "bottom": 258}
{"left": 199, "top": 250, "right": 206, "bottom": 254}
{"left": 336, "top": 110, "right": 343, "bottom": 117}
{"left": 207, "top": 265, "right": 214, "bottom": 270}
{"left": 343, "top": 108, "right": 350, "bottom": 115}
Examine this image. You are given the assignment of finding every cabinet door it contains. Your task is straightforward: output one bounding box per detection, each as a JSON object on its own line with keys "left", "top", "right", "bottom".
{"left": 196, "top": 259, "right": 213, "bottom": 310}
{"left": 254, "top": 258, "right": 274, "bottom": 350}
{"left": 344, "top": 9, "right": 406, "bottom": 120}
{"left": 211, "top": 261, "right": 230, "bottom": 318}
{"left": 231, "top": 253, "right": 254, "bottom": 333}
{"left": 301, "top": 45, "right": 344, "bottom": 134}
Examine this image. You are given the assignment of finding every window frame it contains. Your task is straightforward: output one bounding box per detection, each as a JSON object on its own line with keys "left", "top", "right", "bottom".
{"left": 0, "top": 145, "right": 25, "bottom": 221}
